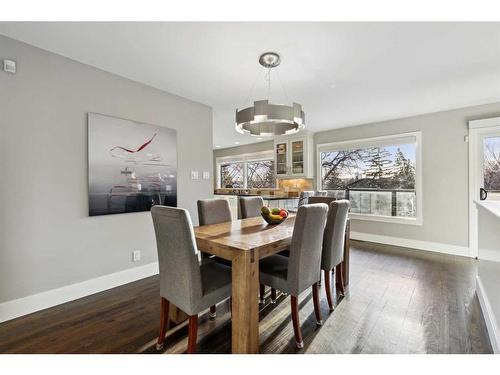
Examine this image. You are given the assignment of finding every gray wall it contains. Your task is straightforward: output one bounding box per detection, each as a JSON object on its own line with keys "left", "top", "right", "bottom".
{"left": 315, "top": 102, "right": 500, "bottom": 249}
{"left": 0, "top": 36, "right": 213, "bottom": 303}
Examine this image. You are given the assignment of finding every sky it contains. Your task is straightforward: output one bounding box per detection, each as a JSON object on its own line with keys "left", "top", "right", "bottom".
{"left": 321, "top": 142, "right": 416, "bottom": 180}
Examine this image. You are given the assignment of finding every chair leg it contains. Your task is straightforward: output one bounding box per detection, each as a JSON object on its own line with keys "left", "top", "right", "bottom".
{"left": 187, "top": 315, "right": 198, "bottom": 354}
{"left": 324, "top": 269, "right": 334, "bottom": 311}
{"left": 209, "top": 305, "right": 216, "bottom": 320}
{"left": 336, "top": 264, "right": 346, "bottom": 296}
{"left": 156, "top": 297, "right": 170, "bottom": 350}
{"left": 260, "top": 284, "right": 266, "bottom": 305}
{"left": 312, "top": 282, "right": 323, "bottom": 326}
{"left": 271, "top": 288, "right": 277, "bottom": 304}
{"left": 290, "top": 296, "right": 303, "bottom": 349}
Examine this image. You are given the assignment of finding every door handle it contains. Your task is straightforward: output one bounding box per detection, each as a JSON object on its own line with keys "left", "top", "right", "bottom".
{"left": 480, "top": 188, "right": 488, "bottom": 201}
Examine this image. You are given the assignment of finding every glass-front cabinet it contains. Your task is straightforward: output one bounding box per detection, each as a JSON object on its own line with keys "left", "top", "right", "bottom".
{"left": 275, "top": 142, "right": 288, "bottom": 176}
{"left": 273, "top": 133, "right": 313, "bottom": 178}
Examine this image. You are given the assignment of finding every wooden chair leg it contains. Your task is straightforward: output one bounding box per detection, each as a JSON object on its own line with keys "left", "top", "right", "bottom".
{"left": 260, "top": 284, "right": 266, "bottom": 304}
{"left": 156, "top": 297, "right": 170, "bottom": 350}
{"left": 271, "top": 288, "right": 277, "bottom": 304}
{"left": 336, "top": 264, "right": 346, "bottom": 296}
{"left": 187, "top": 315, "right": 198, "bottom": 354}
{"left": 209, "top": 305, "right": 216, "bottom": 320}
{"left": 324, "top": 269, "right": 334, "bottom": 311}
{"left": 290, "top": 296, "right": 303, "bottom": 349}
{"left": 312, "top": 282, "right": 322, "bottom": 325}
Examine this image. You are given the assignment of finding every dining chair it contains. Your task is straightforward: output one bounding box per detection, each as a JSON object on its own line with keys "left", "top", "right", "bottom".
{"left": 307, "top": 196, "right": 336, "bottom": 205}
{"left": 321, "top": 200, "right": 350, "bottom": 311}
{"left": 197, "top": 198, "right": 232, "bottom": 225}
{"left": 197, "top": 198, "right": 232, "bottom": 319}
{"left": 151, "top": 205, "right": 232, "bottom": 353}
{"left": 239, "top": 196, "right": 264, "bottom": 219}
{"left": 297, "top": 190, "right": 315, "bottom": 208}
{"left": 259, "top": 203, "right": 328, "bottom": 349}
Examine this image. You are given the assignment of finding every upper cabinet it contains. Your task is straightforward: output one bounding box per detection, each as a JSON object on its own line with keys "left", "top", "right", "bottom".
{"left": 274, "top": 132, "right": 314, "bottom": 178}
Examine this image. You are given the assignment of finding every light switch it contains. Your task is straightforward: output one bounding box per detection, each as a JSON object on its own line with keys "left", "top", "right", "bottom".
{"left": 3, "top": 59, "right": 16, "bottom": 74}
{"left": 203, "top": 171, "right": 210, "bottom": 180}
{"left": 191, "top": 171, "right": 199, "bottom": 180}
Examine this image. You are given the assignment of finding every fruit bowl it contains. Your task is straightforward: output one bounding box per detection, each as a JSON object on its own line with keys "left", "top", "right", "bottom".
{"left": 261, "top": 206, "right": 288, "bottom": 225}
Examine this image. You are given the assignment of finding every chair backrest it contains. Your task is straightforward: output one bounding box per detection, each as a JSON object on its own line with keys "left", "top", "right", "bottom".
{"left": 298, "top": 190, "right": 315, "bottom": 207}
{"left": 321, "top": 200, "right": 350, "bottom": 270}
{"left": 287, "top": 203, "right": 328, "bottom": 295}
{"left": 315, "top": 190, "right": 328, "bottom": 197}
{"left": 239, "top": 196, "right": 264, "bottom": 219}
{"left": 308, "top": 196, "right": 336, "bottom": 205}
{"left": 197, "top": 198, "right": 232, "bottom": 225}
{"left": 151, "top": 206, "right": 202, "bottom": 314}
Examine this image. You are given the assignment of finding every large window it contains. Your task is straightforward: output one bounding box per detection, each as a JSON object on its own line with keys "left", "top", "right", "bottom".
{"left": 217, "top": 152, "right": 276, "bottom": 189}
{"left": 318, "top": 132, "right": 421, "bottom": 224}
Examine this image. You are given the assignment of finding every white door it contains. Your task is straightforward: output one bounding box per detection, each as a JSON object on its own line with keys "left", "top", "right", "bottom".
{"left": 468, "top": 117, "right": 500, "bottom": 257}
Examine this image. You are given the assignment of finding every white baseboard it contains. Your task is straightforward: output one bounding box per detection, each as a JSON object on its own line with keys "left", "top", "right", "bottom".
{"left": 0, "top": 262, "right": 159, "bottom": 324}
{"left": 476, "top": 275, "right": 500, "bottom": 353}
{"left": 351, "top": 231, "right": 471, "bottom": 257}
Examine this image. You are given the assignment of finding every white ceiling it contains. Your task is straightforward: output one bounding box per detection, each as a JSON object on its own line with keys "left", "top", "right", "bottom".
{"left": 1, "top": 22, "right": 500, "bottom": 149}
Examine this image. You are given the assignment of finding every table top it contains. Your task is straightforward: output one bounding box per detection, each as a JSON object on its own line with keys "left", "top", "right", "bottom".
{"left": 194, "top": 214, "right": 296, "bottom": 260}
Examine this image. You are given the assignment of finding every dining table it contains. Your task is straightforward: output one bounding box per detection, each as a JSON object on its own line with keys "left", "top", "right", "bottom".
{"left": 193, "top": 213, "right": 350, "bottom": 354}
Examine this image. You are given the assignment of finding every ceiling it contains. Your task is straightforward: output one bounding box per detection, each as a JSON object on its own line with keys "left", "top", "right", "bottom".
{"left": 1, "top": 22, "right": 500, "bottom": 149}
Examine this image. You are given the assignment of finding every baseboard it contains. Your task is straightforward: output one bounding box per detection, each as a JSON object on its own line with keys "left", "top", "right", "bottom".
{"left": 351, "top": 231, "right": 471, "bottom": 257}
{"left": 0, "top": 262, "right": 159, "bottom": 324}
{"left": 476, "top": 275, "right": 500, "bottom": 353}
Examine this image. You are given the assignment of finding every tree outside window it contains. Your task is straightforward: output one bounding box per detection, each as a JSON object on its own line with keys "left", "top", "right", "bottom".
{"left": 320, "top": 143, "right": 416, "bottom": 218}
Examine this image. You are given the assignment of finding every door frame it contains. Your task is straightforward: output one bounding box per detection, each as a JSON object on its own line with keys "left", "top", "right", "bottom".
{"left": 468, "top": 116, "right": 500, "bottom": 258}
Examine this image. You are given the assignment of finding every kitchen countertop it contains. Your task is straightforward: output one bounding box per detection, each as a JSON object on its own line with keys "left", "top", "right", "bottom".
{"left": 475, "top": 200, "right": 500, "bottom": 220}
{"left": 214, "top": 193, "right": 298, "bottom": 200}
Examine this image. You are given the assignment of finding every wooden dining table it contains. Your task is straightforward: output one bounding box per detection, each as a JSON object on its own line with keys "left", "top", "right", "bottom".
{"left": 194, "top": 214, "right": 350, "bottom": 354}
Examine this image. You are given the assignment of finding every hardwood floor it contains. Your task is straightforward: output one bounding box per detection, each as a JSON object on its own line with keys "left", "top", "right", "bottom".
{"left": 0, "top": 241, "right": 492, "bottom": 354}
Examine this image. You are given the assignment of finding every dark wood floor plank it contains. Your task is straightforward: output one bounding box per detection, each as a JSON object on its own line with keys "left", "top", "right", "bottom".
{"left": 0, "top": 241, "right": 493, "bottom": 354}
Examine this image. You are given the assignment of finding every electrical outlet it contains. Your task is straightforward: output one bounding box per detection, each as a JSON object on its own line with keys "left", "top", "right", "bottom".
{"left": 132, "top": 250, "right": 141, "bottom": 262}
{"left": 202, "top": 171, "right": 210, "bottom": 180}
{"left": 191, "top": 171, "right": 199, "bottom": 180}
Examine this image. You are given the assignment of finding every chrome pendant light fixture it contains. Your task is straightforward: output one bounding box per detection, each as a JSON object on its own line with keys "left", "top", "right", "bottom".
{"left": 235, "top": 52, "right": 305, "bottom": 137}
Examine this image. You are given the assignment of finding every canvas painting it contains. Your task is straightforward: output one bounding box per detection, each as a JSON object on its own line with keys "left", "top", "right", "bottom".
{"left": 88, "top": 113, "right": 177, "bottom": 216}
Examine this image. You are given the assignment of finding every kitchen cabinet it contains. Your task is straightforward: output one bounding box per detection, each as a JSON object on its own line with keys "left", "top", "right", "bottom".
{"left": 274, "top": 132, "right": 314, "bottom": 178}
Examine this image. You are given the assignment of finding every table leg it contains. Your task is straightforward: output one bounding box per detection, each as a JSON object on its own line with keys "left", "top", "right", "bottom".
{"left": 231, "top": 249, "right": 259, "bottom": 354}
{"left": 336, "top": 219, "right": 350, "bottom": 290}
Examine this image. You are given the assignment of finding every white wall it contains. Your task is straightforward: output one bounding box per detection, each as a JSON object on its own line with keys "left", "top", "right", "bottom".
{"left": 0, "top": 35, "right": 213, "bottom": 304}
{"left": 476, "top": 203, "right": 500, "bottom": 352}
{"left": 314, "top": 102, "right": 500, "bottom": 255}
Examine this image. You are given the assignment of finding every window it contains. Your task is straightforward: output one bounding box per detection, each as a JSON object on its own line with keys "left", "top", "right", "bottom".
{"left": 220, "top": 162, "right": 244, "bottom": 188}
{"left": 317, "top": 132, "right": 422, "bottom": 225}
{"left": 217, "top": 151, "right": 276, "bottom": 189}
{"left": 247, "top": 160, "right": 276, "bottom": 188}
{"left": 483, "top": 136, "right": 500, "bottom": 200}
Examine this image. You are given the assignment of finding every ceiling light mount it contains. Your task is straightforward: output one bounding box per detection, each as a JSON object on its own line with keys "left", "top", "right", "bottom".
{"left": 258, "top": 52, "right": 281, "bottom": 69}
{"left": 236, "top": 52, "right": 305, "bottom": 137}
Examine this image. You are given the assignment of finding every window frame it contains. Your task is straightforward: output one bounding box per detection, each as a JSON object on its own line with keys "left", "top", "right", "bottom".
{"left": 316, "top": 131, "right": 423, "bottom": 226}
{"left": 216, "top": 150, "right": 277, "bottom": 190}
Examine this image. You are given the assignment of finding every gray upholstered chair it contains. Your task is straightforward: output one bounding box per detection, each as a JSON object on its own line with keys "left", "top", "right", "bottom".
{"left": 239, "top": 196, "right": 264, "bottom": 219}
{"left": 297, "top": 190, "right": 315, "bottom": 208}
{"left": 321, "top": 200, "right": 350, "bottom": 311}
{"left": 308, "top": 196, "right": 336, "bottom": 205}
{"left": 197, "top": 198, "right": 232, "bottom": 225}
{"left": 259, "top": 203, "right": 328, "bottom": 349}
{"left": 151, "top": 205, "right": 232, "bottom": 353}
{"left": 197, "top": 198, "right": 232, "bottom": 318}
